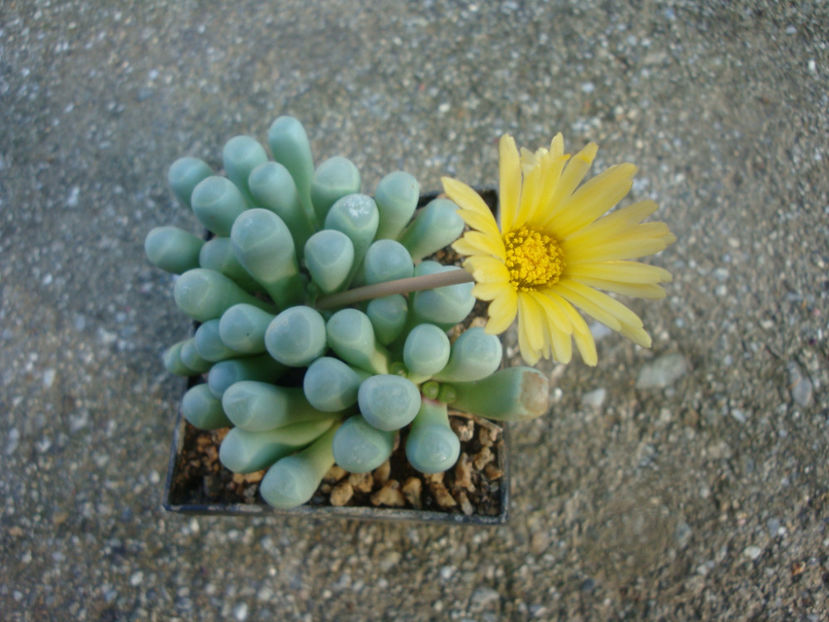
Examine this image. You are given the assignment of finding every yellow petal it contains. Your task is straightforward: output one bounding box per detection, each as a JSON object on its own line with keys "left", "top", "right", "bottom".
{"left": 441, "top": 177, "right": 501, "bottom": 238}
{"left": 463, "top": 255, "right": 510, "bottom": 283}
{"left": 549, "top": 293, "right": 597, "bottom": 366}
{"left": 457, "top": 208, "right": 503, "bottom": 239}
{"left": 565, "top": 261, "right": 672, "bottom": 284}
{"left": 520, "top": 146, "right": 545, "bottom": 175}
{"left": 452, "top": 231, "right": 506, "bottom": 260}
{"left": 562, "top": 199, "right": 658, "bottom": 245}
{"left": 498, "top": 134, "right": 521, "bottom": 232}
{"left": 556, "top": 280, "right": 645, "bottom": 331}
{"left": 484, "top": 287, "right": 518, "bottom": 335}
{"left": 549, "top": 163, "right": 637, "bottom": 238}
{"left": 517, "top": 323, "right": 541, "bottom": 365}
{"left": 549, "top": 133, "right": 565, "bottom": 158}
{"left": 516, "top": 297, "right": 542, "bottom": 364}
{"left": 529, "top": 294, "right": 573, "bottom": 363}
{"left": 618, "top": 324, "right": 652, "bottom": 348}
{"left": 563, "top": 223, "right": 676, "bottom": 263}
{"left": 552, "top": 282, "right": 621, "bottom": 331}
{"left": 531, "top": 291, "right": 573, "bottom": 335}
{"left": 517, "top": 293, "right": 546, "bottom": 352}
{"left": 571, "top": 277, "right": 667, "bottom": 299}
{"left": 472, "top": 282, "right": 509, "bottom": 301}
{"left": 598, "top": 198, "right": 659, "bottom": 227}
{"left": 519, "top": 146, "right": 535, "bottom": 167}
{"left": 531, "top": 292, "right": 574, "bottom": 364}
{"left": 540, "top": 142, "right": 598, "bottom": 225}
{"left": 550, "top": 323, "right": 573, "bottom": 363}
{"left": 513, "top": 152, "right": 545, "bottom": 230}
{"left": 554, "top": 280, "right": 654, "bottom": 351}
{"left": 527, "top": 152, "right": 569, "bottom": 228}
{"left": 572, "top": 331, "right": 597, "bottom": 366}
{"left": 522, "top": 292, "right": 551, "bottom": 360}
{"left": 535, "top": 299, "right": 573, "bottom": 363}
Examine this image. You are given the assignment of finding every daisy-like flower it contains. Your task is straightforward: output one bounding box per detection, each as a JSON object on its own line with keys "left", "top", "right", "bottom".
{"left": 441, "top": 134, "right": 676, "bottom": 366}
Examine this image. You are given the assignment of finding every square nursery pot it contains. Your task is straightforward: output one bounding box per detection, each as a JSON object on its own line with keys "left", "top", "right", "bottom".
{"left": 162, "top": 189, "right": 510, "bottom": 525}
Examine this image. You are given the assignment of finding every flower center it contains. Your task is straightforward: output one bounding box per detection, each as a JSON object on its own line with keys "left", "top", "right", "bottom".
{"left": 503, "top": 226, "right": 565, "bottom": 291}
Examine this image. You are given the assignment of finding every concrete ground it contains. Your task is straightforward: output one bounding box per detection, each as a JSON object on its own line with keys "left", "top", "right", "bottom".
{"left": 1, "top": 1, "right": 826, "bottom": 620}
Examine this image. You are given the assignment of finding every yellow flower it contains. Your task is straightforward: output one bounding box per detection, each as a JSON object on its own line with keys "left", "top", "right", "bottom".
{"left": 442, "top": 134, "right": 675, "bottom": 366}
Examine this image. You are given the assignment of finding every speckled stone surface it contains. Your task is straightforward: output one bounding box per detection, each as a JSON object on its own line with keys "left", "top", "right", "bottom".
{"left": 1, "top": 1, "right": 827, "bottom": 620}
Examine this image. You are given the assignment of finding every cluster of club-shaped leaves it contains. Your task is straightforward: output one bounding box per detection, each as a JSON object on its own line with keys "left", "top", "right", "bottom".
{"left": 146, "top": 116, "right": 549, "bottom": 509}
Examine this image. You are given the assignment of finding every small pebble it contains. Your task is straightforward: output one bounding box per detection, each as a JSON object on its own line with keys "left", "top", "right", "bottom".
{"left": 472, "top": 446, "right": 493, "bottom": 470}
{"left": 484, "top": 464, "right": 503, "bottom": 480}
{"left": 233, "top": 602, "right": 249, "bottom": 621}
{"left": 136, "top": 86, "right": 154, "bottom": 102}
{"left": 401, "top": 477, "right": 422, "bottom": 509}
{"left": 348, "top": 472, "right": 374, "bottom": 493}
{"left": 469, "top": 586, "right": 500, "bottom": 609}
{"left": 451, "top": 417, "right": 475, "bottom": 441}
{"left": 580, "top": 388, "right": 606, "bottom": 409}
{"left": 425, "top": 473, "right": 456, "bottom": 508}
{"left": 373, "top": 461, "right": 391, "bottom": 485}
{"left": 790, "top": 373, "right": 813, "bottom": 408}
{"left": 744, "top": 545, "right": 763, "bottom": 560}
{"left": 323, "top": 465, "right": 347, "bottom": 482}
{"left": 242, "top": 471, "right": 263, "bottom": 484}
{"left": 675, "top": 521, "right": 692, "bottom": 547}
{"left": 457, "top": 491, "right": 474, "bottom": 515}
{"left": 730, "top": 409, "right": 747, "bottom": 424}
{"left": 66, "top": 186, "right": 80, "bottom": 207}
{"left": 786, "top": 361, "right": 812, "bottom": 404}
{"left": 453, "top": 453, "right": 475, "bottom": 492}
{"left": 6, "top": 428, "right": 20, "bottom": 456}
{"left": 379, "top": 551, "right": 401, "bottom": 571}
{"left": 329, "top": 481, "right": 353, "bottom": 506}
{"left": 636, "top": 353, "right": 689, "bottom": 389}
{"left": 370, "top": 480, "right": 406, "bottom": 507}
{"left": 478, "top": 426, "right": 498, "bottom": 447}
{"left": 42, "top": 368, "right": 56, "bottom": 388}
{"left": 713, "top": 267, "right": 729, "bottom": 281}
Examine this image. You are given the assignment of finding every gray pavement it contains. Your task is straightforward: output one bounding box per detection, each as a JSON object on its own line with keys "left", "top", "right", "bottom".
{"left": 1, "top": 1, "right": 827, "bottom": 620}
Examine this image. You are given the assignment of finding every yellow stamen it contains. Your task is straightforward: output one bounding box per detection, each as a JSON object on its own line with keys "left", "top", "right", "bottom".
{"left": 503, "top": 226, "right": 565, "bottom": 291}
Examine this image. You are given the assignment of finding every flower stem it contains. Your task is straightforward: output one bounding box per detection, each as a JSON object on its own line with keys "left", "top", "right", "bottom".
{"left": 315, "top": 268, "right": 474, "bottom": 310}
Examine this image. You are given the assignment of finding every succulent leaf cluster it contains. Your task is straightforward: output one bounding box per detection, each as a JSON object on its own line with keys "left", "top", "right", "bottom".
{"left": 146, "top": 116, "right": 549, "bottom": 510}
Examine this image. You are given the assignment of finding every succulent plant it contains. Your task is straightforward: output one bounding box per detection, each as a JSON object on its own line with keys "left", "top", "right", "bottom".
{"left": 148, "top": 116, "right": 550, "bottom": 510}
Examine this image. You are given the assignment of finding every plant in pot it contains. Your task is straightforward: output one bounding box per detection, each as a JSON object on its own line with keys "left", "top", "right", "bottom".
{"left": 147, "top": 116, "right": 674, "bottom": 523}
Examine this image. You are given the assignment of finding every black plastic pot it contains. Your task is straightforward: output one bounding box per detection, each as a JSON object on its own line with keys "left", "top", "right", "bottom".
{"left": 161, "top": 189, "right": 509, "bottom": 524}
